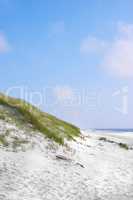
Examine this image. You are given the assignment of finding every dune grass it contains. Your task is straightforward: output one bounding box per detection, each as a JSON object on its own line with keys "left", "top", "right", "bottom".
{"left": 0, "top": 135, "right": 8, "bottom": 146}
{"left": 0, "top": 93, "right": 80, "bottom": 144}
{"left": 99, "top": 137, "right": 129, "bottom": 150}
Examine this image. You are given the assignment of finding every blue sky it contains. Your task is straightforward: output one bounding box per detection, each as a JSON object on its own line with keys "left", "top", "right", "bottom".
{"left": 0, "top": 0, "right": 133, "bottom": 129}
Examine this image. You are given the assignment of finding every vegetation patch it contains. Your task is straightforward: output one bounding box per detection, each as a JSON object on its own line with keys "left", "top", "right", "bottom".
{"left": 12, "top": 138, "right": 29, "bottom": 149}
{"left": 0, "top": 93, "right": 80, "bottom": 144}
{"left": 0, "top": 135, "right": 8, "bottom": 147}
{"left": 118, "top": 143, "right": 129, "bottom": 150}
{"left": 99, "top": 137, "right": 129, "bottom": 150}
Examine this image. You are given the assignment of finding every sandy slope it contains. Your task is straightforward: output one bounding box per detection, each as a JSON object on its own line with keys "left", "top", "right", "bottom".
{"left": 0, "top": 121, "right": 133, "bottom": 200}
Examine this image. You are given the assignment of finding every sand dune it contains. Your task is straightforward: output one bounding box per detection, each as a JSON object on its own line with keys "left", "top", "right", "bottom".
{"left": 0, "top": 122, "right": 133, "bottom": 200}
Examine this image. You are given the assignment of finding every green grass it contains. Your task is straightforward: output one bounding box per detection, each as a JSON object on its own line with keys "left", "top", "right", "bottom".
{"left": 118, "top": 143, "right": 129, "bottom": 150}
{"left": 0, "top": 135, "right": 8, "bottom": 146}
{"left": 99, "top": 137, "right": 108, "bottom": 142}
{"left": 0, "top": 93, "right": 80, "bottom": 144}
{"left": 12, "top": 137, "right": 29, "bottom": 149}
{"left": 99, "top": 137, "right": 129, "bottom": 150}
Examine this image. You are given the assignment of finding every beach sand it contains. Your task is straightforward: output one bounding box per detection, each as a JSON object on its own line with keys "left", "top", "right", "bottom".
{"left": 0, "top": 123, "right": 133, "bottom": 200}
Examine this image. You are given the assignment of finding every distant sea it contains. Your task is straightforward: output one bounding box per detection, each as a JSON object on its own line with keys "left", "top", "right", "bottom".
{"left": 94, "top": 129, "right": 133, "bottom": 133}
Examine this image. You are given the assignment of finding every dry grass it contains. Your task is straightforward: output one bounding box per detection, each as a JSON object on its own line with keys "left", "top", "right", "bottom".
{"left": 0, "top": 93, "right": 80, "bottom": 144}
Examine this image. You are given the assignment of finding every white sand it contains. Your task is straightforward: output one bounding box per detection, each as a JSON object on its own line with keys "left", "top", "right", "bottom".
{"left": 0, "top": 121, "right": 133, "bottom": 200}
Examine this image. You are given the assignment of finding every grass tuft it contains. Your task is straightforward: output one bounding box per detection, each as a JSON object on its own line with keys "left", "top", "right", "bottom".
{"left": 99, "top": 137, "right": 129, "bottom": 150}
{"left": 0, "top": 93, "right": 80, "bottom": 144}
{"left": 118, "top": 143, "right": 129, "bottom": 150}
{"left": 0, "top": 135, "right": 8, "bottom": 146}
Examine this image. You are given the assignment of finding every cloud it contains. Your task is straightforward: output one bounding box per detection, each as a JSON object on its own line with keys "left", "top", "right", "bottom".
{"left": 80, "top": 36, "right": 107, "bottom": 55}
{"left": 118, "top": 22, "right": 133, "bottom": 37}
{"left": 102, "top": 23, "right": 133, "bottom": 78}
{"left": 81, "top": 23, "right": 133, "bottom": 78}
{"left": 54, "top": 86, "right": 74, "bottom": 102}
{"left": 0, "top": 32, "right": 10, "bottom": 53}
